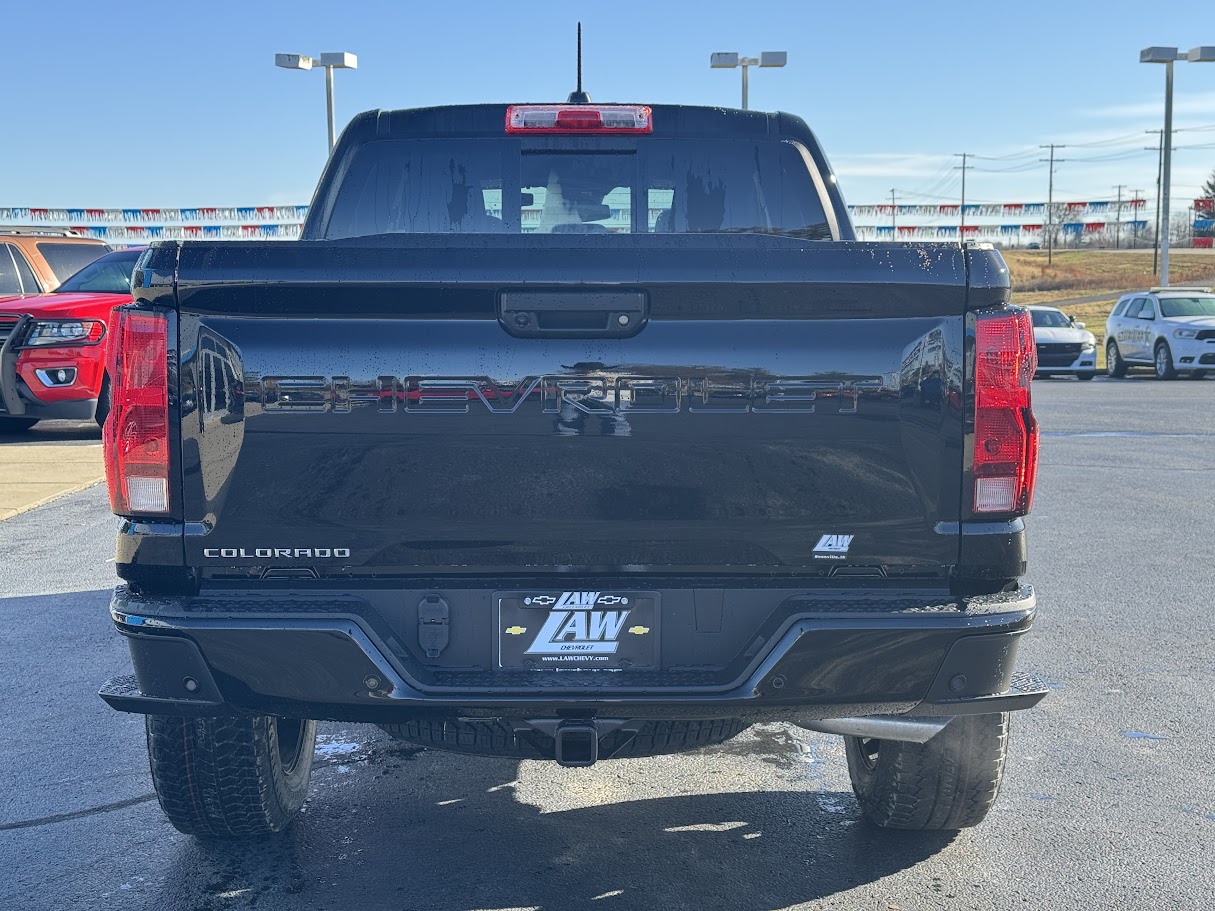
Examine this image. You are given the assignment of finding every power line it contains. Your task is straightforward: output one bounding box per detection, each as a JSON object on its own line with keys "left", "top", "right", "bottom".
{"left": 1065, "top": 149, "right": 1155, "bottom": 163}
{"left": 1061, "top": 131, "right": 1151, "bottom": 149}
{"left": 970, "top": 149, "right": 1041, "bottom": 162}
{"left": 972, "top": 161, "right": 1047, "bottom": 173}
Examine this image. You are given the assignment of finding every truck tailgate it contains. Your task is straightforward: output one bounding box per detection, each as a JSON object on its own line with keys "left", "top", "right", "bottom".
{"left": 174, "top": 236, "right": 969, "bottom": 578}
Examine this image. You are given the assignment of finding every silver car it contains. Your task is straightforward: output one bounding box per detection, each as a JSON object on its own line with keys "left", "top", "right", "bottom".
{"left": 1028, "top": 305, "right": 1098, "bottom": 380}
{"left": 1105, "top": 287, "right": 1215, "bottom": 380}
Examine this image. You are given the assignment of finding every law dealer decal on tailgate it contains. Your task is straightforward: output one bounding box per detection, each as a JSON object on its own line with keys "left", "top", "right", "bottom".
{"left": 523, "top": 593, "right": 641, "bottom": 656}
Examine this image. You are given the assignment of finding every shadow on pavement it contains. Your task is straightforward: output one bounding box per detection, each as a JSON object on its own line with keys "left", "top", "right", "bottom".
{"left": 0, "top": 420, "right": 101, "bottom": 445}
{"left": 152, "top": 742, "right": 956, "bottom": 911}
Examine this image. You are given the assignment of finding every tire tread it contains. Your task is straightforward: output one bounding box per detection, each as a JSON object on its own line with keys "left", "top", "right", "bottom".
{"left": 145, "top": 714, "right": 315, "bottom": 838}
{"left": 845, "top": 712, "right": 1008, "bottom": 830}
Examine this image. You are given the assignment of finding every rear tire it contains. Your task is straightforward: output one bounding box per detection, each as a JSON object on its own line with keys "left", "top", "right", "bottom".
{"left": 95, "top": 375, "right": 111, "bottom": 428}
{"left": 844, "top": 712, "right": 1009, "bottom": 830}
{"left": 1106, "top": 340, "right": 1127, "bottom": 378}
{"left": 0, "top": 417, "right": 37, "bottom": 433}
{"left": 1076, "top": 371, "right": 1096, "bottom": 381}
{"left": 1154, "top": 341, "right": 1177, "bottom": 380}
{"left": 1190, "top": 370, "right": 1207, "bottom": 380}
{"left": 145, "top": 714, "right": 316, "bottom": 838}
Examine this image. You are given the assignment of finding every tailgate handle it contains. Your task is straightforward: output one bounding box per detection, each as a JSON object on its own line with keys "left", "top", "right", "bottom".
{"left": 499, "top": 291, "right": 647, "bottom": 338}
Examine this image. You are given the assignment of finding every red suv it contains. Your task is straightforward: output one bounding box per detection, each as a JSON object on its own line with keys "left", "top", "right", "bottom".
{"left": 0, "top": 248, "right": 143, "bottom": 432}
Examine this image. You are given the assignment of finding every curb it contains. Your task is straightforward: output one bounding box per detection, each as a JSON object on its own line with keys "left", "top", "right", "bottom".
{"left": 0, "top": 478, "right": 105, "bottom": 522}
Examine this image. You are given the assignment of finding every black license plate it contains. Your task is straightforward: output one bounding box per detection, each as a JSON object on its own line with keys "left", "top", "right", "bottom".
{"left": 497, "top": 591, "right": 659, "bottom": 670}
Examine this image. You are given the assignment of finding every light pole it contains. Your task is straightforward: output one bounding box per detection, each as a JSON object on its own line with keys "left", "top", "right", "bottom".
{"left": 275, "top": 51, "right": 358, "bottom": 151}
{"left": 710, "top": 52, "right": 787, "bottom": 110}
{"left": 1140, "top": 46, "right": 1215, "bottom": 286}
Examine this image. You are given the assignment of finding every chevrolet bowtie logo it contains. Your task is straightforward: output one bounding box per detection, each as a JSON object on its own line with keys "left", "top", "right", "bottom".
{"left": 628, "top": 626, "right": 650, "bottom": 635}
{"left": 504, "top": 626, "right": 527, "bottom": 635}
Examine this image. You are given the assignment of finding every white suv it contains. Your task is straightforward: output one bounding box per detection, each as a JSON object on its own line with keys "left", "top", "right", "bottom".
{"left": 1105, "top": 287, "right": 1215, "bottom": 380}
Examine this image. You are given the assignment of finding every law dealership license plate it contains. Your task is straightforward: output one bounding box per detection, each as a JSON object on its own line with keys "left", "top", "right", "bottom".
{"left": 497, "top": 591, "right": 658, "bottom": 670}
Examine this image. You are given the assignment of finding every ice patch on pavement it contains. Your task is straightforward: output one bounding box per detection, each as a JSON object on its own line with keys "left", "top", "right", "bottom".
{"left": 315, "top": 736, "right": 362, "bottom": 757}
{"left": 664, "top": 821, "right": 748, "bottom": 832}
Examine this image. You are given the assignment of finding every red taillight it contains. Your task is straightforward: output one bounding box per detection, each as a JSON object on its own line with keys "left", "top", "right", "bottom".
{"left": 104, "top": 308, "right": 170, "bottom": 515}
{"left": 505, "top": 104, "right": 653, "bottom": 134}
{"left": 973, "top": 308, "right": 1039, "bottom": 515}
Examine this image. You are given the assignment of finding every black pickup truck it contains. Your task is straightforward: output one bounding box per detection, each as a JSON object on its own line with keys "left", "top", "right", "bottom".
{"left": 100, "top": 101, "right": 1045, "bottom": 837}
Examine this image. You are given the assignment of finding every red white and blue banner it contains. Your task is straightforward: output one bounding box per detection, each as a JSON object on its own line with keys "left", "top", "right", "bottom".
{"left": 0, "top": 198, "right": 1168, "bottom": 243}
{"left": 848, "top": 200, "right": 1143, "bottom": 218}
{"left": 67, "top": 224, "right": 303, "bottom": 241}
{"left": 855, "top": 222, "right": 1146, "bottom": 240}
{"left": 0, "top": 206, "right": 310, "bottom": 223}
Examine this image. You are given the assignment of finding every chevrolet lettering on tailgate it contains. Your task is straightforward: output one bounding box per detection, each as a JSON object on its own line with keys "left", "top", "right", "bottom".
{"left": 259, "top": 374, "right": 890, "bottom": 415}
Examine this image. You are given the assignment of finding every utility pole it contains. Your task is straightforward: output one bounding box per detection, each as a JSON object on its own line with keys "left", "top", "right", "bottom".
{"left": 955, "top": 153, "right": 972, "bottom": 240}
{"left": 1113, "top": 184, "right": 1127, "bottom": 249}
{"left": 1132, "top": 189, "right": 1145, "bottom": 249}
{"left": 1147, "top": 130, "right": 1163, "bottom": 273}
{"left": 1039, "top": 144, "right": 1066, "bottom": 264}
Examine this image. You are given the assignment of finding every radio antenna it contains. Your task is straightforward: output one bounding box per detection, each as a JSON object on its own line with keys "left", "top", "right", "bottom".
{"left": 567, "top": 22, "right": 591, "bottom": 103}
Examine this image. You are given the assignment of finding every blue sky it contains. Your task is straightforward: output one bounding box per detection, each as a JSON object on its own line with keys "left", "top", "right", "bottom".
{"left": 3, "top": 0, "right": 1214, "bottom": 210}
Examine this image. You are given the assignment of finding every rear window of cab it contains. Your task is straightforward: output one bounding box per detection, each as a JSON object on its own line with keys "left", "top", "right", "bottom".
{"left": 323, "top": 137, "right": 833, "bottom": 241}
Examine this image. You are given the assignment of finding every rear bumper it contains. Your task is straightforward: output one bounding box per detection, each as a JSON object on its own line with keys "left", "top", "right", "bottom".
{"left": 101, "top": 583, "right": 1046, "bottom": 723}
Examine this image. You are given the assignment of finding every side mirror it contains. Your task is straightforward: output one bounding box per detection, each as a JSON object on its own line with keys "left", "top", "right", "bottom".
{"left": 1073, "top": 321, "right": 1086, "bottom": 329}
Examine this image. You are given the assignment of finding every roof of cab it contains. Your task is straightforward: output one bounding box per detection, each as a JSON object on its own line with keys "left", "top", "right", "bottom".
{"left": 353, "top": 104, "right": 797, "bottom": 141}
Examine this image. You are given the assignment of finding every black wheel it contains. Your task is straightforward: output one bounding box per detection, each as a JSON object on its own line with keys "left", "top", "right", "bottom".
{"left": 145, "top": 714, "right": 316, "bottom": 838}
{"left": 1076, "top": 372, "right": 1096, "bottom": 381}
{"left": 1106, "top": 340, "right": 1127, "bottom": 378}
{"left": 844, "top": 713, "right": 1009, "bottom": 830}
{"left": 1154, "top": 341, "right": 1177, "bottom": 380}
{"left": 0, "top": 417, "right": 38, "bottom": 433}
{"left": 95, "top": 375, "right": 111, "bottom": 428}
{"left": 379, "top": 717, "right": 748, "bottom": 760}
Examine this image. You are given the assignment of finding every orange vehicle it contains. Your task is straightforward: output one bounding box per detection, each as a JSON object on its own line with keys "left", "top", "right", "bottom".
{"left": 0, "top": 226, "right": 110, "bottom": 294}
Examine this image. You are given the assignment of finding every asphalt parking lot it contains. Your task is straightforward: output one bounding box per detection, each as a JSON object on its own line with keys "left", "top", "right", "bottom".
{"left": 1, "top": 375, "right": 1212, "bottom": 911}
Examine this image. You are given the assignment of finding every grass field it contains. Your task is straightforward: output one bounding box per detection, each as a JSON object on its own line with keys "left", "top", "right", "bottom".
{"left": 1004, "top": 251, "right": 1215, "bottom": 371}
{"left": 1003, "top": 250, "right": 1215, "bottom": 293}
